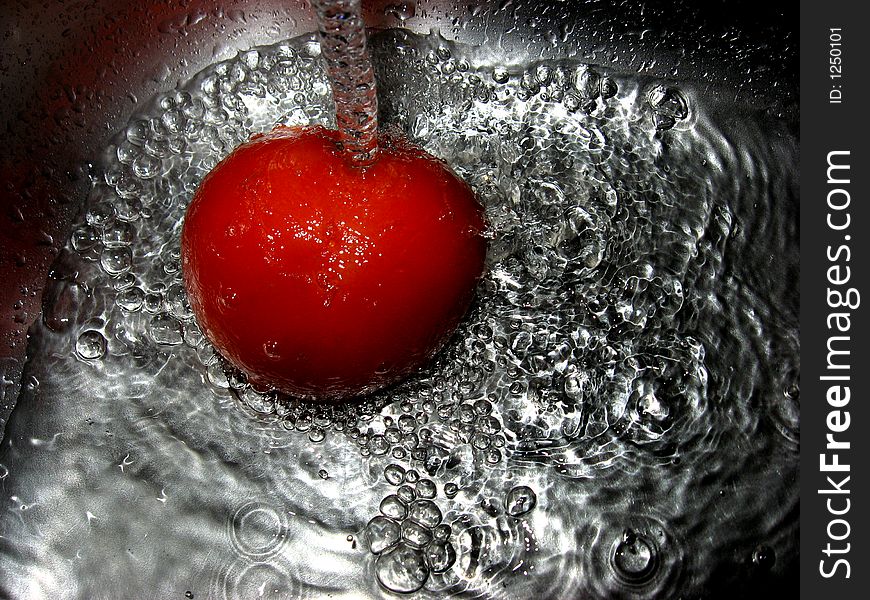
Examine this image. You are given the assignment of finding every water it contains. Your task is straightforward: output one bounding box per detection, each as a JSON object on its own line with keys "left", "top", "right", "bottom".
{"left": 312, "top": 0, "right": 379, "bottom": 166}
{"left": 0, "top": 29, "right": 798, "bottom": 599}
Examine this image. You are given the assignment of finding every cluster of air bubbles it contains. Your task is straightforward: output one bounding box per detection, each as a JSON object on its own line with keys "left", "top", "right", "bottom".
{"left": 64, "top": 34, "right": 336, "bottom": 371}
{"left": 365, "top": 464, "right": 455, "bottom": 593}
{"left": 372, "top": 32, "right": 622, "bottom": 137}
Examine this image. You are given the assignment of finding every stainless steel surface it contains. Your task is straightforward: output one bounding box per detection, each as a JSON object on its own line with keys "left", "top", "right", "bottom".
{"left": 0, "top": 1, "right": 797, "bottom": 598}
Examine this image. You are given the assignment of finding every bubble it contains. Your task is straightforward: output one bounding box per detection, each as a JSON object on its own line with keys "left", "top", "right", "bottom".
{"left": 99, "top": 247, "right": 132, "bottom": 276}
{"left": 600, "top": 76, "right": 618, "bottom": 99}
{"left": 457, "top": 404, "right": 476, "bottom": 423}
{"left": 433, "top": 524, "right": 452, "bottom": 541}
{"left": 444, "top": 483, "right": 459, "bottom": 499}
{"left": 370, "top": 434, "right": 389, "bottom": 456}
{"left": 396, "top": 484, "right": 416, "bottom": 504}
{"left": 473, "top": 398, "right": 493, "bottom": 415}
{"left": 401, "top": 519, "right": 433, "bottom": 548}
{"left": 144, "top": 292, "right": 164, "bottom": 314}
{"left": 380, "top": 495, "right": 408, "bottom": 520}
{"left": 408, "top": 499, "right": 442, "bottom": 528}
{"left": 471, "top": 433, "right": 492, "bottom": 449}
{"left": 415, "top": 479, "right": 436, "bottom": 499}
{"left": 752, "top": 545, "right": 775, "bottom": 570}
{"left": 116, "top": 287, "right": 145, "bottom": 312}
{"left": 365, "top": 515, "right": 401, "bottom": 554}
{"left": 385, "top": 427, "right": 402, "bottom": 444}
{"left": 71, "top": 225, "right": 99, "bottom": 251}
{"left": 384, "top": 464, "right": 406, "bottom": 486}
{"left": 647, "top": 84, "right": 689, "bottom": 130}
{"left": 76, "top": 330, "right": 107, "bottom": 360}
{"left": 117, "top": 140, "right": 142, "bottom": 164}
{"left": 165, "top": 284, "right": 192, "bottom": 320}
{"left": 149, "top": 314, "right": 183, "bottom": 345}
{"left": 485, "top": 448, "right": 502, "bottom": 464}
{"left": 102, "top": 222, "right": 134, "bottom": 247}
{"left": 375, "top": 543, "right": 429, "bottom": 594}
{"left": 611, "top": 529, "right": 659, "bottom": 584}
{"left": 574, "top": 66, "right": 600, "bottom": 99}
{"left": 132, "top": 154, "right": 162, "bottom": 179}
{"left": 397, "top": 414, "right": 416, "bottom": 433}
{"left": 425, "top": 541, "right": 456, "bottom": 573}
{"left": 505, "top": 486, "right": 537, "bottom": 516}
{"left": 126, "top": 120, "right": 149, "bottom": 145}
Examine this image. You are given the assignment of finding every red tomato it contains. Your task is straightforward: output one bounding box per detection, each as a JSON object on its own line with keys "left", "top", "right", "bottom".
{"left": 181, "top": 126, "right": 487, "bottom": 400}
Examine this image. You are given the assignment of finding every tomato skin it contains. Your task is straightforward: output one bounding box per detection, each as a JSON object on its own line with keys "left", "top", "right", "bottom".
{"left": 181, "top": 126, "right": 487, "bottom": 400}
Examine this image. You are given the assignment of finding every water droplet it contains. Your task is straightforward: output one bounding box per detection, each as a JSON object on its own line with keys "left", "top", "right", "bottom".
{"left": 384, "top": 1, "right": 416, "bottom": 21}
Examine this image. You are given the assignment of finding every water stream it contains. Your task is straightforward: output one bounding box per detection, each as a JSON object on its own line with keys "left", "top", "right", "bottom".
{"left": 313, "top": 0, "right": 379, "bottom": 166}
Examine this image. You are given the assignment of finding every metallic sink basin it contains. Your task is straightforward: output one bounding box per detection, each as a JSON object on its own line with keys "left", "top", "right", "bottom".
{"left": 0, "top": 1, "right": 797, "bottom": 598}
